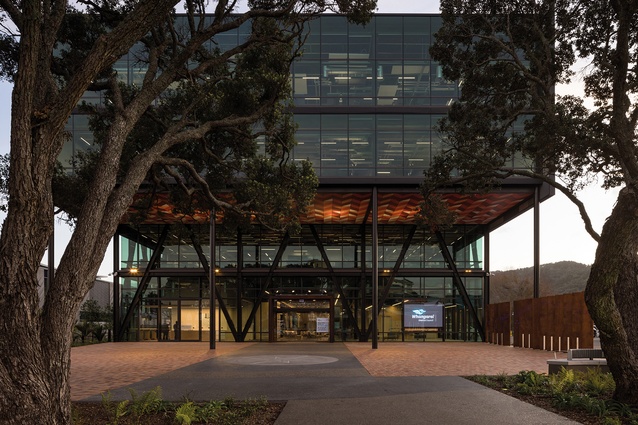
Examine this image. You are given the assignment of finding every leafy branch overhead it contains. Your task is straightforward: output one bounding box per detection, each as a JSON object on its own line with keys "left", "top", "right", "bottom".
{"left": 52, "top": 6, "right": 327, "bottom": 232}
{"left": 0, "top": 2, "right": 377, "bottom": 423}
{"left": 424, "top": 0, "right": 632, "bottom": 240}
{"left": 429, "top": 0, "right": 638, "bottom": 405}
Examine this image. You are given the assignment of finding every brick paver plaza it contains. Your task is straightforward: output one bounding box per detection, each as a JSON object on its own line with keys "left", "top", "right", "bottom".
{"left": 70, "top": 342, "right": 568, "bottom": 401}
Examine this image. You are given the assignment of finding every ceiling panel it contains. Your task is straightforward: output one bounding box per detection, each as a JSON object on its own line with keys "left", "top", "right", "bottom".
{"left": 124, "top": 189, "right": 532, "bottom": 227}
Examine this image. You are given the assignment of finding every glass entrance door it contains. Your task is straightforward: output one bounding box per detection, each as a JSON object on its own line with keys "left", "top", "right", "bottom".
{"left": 271, "top": 296, "right": 333, "bottom": 342}
{"left": 179, "top": 299, "right": 201, "bottom": 341}
{"left": 159, "top": 300, "right": 178, "bottom": 341}
{"left": 159, "top": 299, "right": 201, "bottom": 341}
{"left": 277, "top": 310, "right": 331, "bottom": 341}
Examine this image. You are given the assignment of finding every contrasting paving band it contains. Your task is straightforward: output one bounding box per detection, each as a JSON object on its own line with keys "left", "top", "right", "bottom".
{"left": 70, "top": 341, "right": 567, "bottom": 401}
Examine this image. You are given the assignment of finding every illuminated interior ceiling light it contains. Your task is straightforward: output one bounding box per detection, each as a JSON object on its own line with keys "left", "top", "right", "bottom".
{"left": 302, "top": 76, "right": 319, "bottom": 80}
{"left": 130, "top": 267, "right": 138, "bottom": 274}
{"left": 79, "top": 137, "right": 91, "bottom": 146}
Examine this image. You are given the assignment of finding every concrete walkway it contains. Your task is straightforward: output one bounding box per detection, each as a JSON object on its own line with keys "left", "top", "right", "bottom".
{"left": 71, "top": 342, "right": 578, "bottom": 424}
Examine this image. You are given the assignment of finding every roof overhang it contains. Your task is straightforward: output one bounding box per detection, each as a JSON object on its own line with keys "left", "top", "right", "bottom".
{"left": 122, "top": 179, "right": 547, "bottom": 227}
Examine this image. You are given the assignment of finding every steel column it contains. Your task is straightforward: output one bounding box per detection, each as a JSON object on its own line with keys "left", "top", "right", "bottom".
{"left": 435, "top": 230, "right": 485, "bottom": 341}
{"left": 241, "top": 232, "right": 290, "bottom": 340}
{"left": 117, "top": 225, "right": 170, "bottom": 341}
{"left": 534, "top": 186, "right": 540, "bottom": 298}
{"left": 210, "top": 210, "right": 216, "bottom": 349}
{"left": 187, "top": 224, "right": 238, "bottom": 341}
{"left": 372, "top": 186, "right": 378, "bottom": 349}
{"left": 366, "top": 225, "right": 417, "bottom": 340}
{"left": 484, "top": 230, "right": 490, "bottom": 306}
{"left": 309, "top": 225, "right": 362, "bottom": 338}
{"left": 48, "top": 226, "right": 54, "bottom": 296}
{"left": 359, "top": 200, "right": 372, "bottom": 341}
{"left": 113, "top": 233, "right": 120, "bottom": 341}
{"left": 236, "top": 228, "right": 243, "bottom": 340}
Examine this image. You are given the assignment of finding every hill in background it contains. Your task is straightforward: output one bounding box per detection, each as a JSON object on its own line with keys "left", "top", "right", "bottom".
{"left": 490, "top": 261, "right": 591, "bottom": 304}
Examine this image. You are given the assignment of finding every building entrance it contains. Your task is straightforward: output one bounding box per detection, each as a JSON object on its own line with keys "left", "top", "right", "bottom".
{"left": 155, "top": 299, "right": 206, "bottom": 342}
{"left": 269, "top": 296, "right": 334, "bottom": 342}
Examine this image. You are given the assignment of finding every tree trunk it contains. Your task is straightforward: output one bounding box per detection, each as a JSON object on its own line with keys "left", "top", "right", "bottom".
{"left": 585, "top": 187, "right": 638, "bottom": 404}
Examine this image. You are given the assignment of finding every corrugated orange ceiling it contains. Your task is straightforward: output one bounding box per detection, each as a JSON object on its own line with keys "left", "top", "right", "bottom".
{"left": 123, "top": 190, "right": 531, "bottom": 226}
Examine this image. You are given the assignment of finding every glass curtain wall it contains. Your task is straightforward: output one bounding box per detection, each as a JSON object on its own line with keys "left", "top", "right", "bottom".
{"left": 116, "top": 223, "right": 486, "bottom": 342}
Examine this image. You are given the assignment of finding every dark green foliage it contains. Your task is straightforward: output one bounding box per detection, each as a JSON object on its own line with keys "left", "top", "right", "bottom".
{"left": 98, "top": 388, "right": 275, "bottom": 425}
{"left": 76, "top": 300, "right": 112, "bottom": 344}
{"left": 74, "top": 322, "right": 95, "bottom": 344}
{"left": 0, "top": 32, "right": 18, "bottom": 82}
{"left": 419, "top": 0, "right": 630, "bottom": 230}
{"left": 428, "top": 1, "right": 638, "bottom": 403}
{"left": 468, "top": 368, "right": 638, "bottom": 423}
{"left": 54, "top": 13, "right": 320, "bottom": 233}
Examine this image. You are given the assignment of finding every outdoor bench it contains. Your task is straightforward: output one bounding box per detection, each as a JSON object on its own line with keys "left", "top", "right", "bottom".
{"left": 547, "top": 348, "right": 608, "bottom": 374}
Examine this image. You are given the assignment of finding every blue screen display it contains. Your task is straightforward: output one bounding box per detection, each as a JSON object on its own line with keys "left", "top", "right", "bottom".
{"left": 403, "top": 303, "right": 443, "bottom": 328}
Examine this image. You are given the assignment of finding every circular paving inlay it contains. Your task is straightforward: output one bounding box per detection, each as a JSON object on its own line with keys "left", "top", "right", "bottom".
{"left": 224, "top": 355, "right": 339, "bottom": 366}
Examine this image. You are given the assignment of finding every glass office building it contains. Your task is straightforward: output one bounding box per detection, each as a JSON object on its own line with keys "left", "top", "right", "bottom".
{"left": 64, "top": 15, "right": 551, "bottom": 343}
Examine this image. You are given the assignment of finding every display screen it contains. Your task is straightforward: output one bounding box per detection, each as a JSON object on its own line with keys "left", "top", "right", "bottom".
{"left": 403, "top": 303, "right": 444, "bottom": 328}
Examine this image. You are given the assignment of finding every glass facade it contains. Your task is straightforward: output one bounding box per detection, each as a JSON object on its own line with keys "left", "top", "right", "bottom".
{"left": 294, "top": 114, "right": 445, "bottom": 177}
{"left": 65, "top": 15, "right": 509, "bottom": 344}
{"left": 117, "top": 222, "right": 485, "bottom": 343}
{"left": 291, "top": 16, "right": 456, "bottom": 107}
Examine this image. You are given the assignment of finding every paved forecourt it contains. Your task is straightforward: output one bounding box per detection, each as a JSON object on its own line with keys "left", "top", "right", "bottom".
{"left": 71, "top": 342, "right": 576, "bottom": 425}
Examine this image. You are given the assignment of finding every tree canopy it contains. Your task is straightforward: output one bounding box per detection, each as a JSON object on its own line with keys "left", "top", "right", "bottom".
{"left": 0, "top": 1, "right": 377, "bottom": 424}
{"left": 428, "top": 0, "right": 638, "bottom": 403}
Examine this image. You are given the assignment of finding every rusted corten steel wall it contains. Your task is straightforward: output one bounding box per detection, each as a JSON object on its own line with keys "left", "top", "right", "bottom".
{"left": 486, "top": 292, "right": 594, "bottom": 350}
{"left": 485, "top": 301, "right": 510, "bottom": 345}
